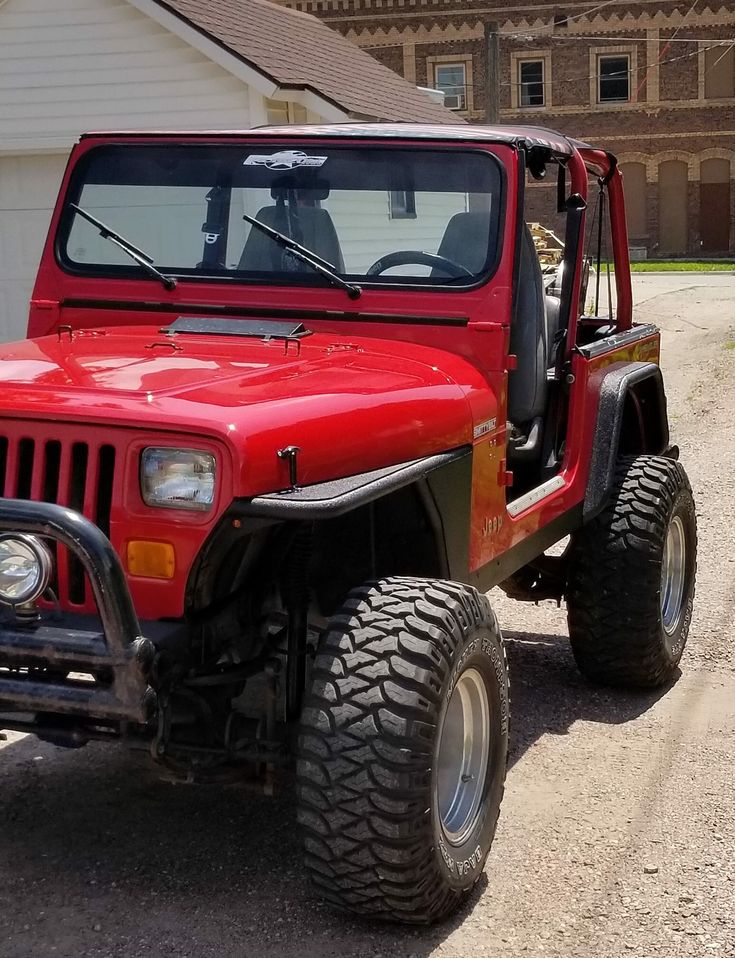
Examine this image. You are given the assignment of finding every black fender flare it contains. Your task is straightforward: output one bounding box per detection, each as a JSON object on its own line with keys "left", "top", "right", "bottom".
{"left": 584, "top": 361, "right": 670, "bottom": 520}
{"left": 187, "top": 448, "right": 473, "bottom": 613}
{"left": 240, "top": 447, "right": 471, "bottom": 521}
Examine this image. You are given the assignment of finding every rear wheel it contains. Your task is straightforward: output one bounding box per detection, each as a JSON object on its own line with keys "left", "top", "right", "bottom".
{"left": 297, "top": 577, "right": 509, "bottom": 924}
{"left": 566, "top": 455, "right": 696, "bottom": 688}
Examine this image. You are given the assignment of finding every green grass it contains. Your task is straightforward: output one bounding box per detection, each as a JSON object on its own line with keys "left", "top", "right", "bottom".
{"left": 628, "top": 260, "right": 735, "bottom": 272}
{"left": 597, "top": 260, "right": 735, "bottom": 272}
{"left": 724, "top": 341, "right": 735, "bottom": 350}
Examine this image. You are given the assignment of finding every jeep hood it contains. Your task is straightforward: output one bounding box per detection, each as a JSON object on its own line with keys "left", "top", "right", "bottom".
{"left": 0, "top": 326, "right": 478, "bottom": 491}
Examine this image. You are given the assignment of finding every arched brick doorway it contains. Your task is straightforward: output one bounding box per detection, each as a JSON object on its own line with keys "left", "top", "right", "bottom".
{"left": 658, "top": 160, "right": 688, "bottom": 256}
{"left": 700, "top": 158, "right": 731, "bottom": 254}
{"left": 619, "top": 162, "right": 647, "bottom": 248}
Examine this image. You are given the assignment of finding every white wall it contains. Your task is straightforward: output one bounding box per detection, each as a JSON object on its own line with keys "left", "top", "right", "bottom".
{"left": 0, "top": 154, "right": 70, "bottom": 343}
{"left": 0, "top": 0, "right": 259, "bottom": 153}
{"left": 327, "top": 192, "right": 468, "bottom": 273}
{"left": 0, "top": 0, "right": 272, "bottom": 341}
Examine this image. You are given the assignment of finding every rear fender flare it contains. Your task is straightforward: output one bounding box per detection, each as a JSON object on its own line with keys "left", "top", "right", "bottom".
{"left": 584, "top": 361, "right": 670, "bottom": 520}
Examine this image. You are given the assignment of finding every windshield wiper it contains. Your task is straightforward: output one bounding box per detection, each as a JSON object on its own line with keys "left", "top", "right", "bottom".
{"left": 69, "top": 204, "right": 177, "bottom": 291}
{"left": 242, "top": 213, "right": 361, "bottom": 301}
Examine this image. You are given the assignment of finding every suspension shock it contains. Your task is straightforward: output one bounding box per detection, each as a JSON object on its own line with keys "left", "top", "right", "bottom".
{"left": 282, "top": 524, "right": 313, "bottom": 721}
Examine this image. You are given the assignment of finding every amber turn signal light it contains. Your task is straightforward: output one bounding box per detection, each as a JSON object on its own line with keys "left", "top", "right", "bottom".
{"left": 126, "top": 541, "right": 175, "bottom": 579}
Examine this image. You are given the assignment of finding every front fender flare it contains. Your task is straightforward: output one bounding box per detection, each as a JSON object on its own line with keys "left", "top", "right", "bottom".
{"left": 240, "top": 447, "right": 471, "bottom": 520}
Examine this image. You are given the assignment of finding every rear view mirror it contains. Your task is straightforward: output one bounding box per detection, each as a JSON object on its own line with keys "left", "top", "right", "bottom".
{"left": 271, "top": 175, "right": 330, "bottom": 201}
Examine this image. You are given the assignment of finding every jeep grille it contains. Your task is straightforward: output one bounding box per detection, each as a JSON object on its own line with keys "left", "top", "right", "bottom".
{"left": 0, "top": 426, "right": 117, "bottom": 610}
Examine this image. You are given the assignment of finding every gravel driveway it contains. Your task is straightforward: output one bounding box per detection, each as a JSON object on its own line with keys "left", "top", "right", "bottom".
{"left": 1, "top": 274, "right": 734, "bottom": 958}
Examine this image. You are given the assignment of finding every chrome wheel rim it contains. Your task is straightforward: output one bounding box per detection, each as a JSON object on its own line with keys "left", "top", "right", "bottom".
{"left": 661, "top": 515, "right": 687, "bottom": 635}
{"left": 436, "top": 667, "right": 490, "bottom": 846}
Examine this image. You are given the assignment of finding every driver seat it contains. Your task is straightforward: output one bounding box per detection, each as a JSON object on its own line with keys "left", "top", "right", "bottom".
{"left": 506, "top": 224, "right": 548, "bottom": 462}
{"left": 238, "top": 205, "right": 345, "bottom": 272}
{"left": 432, "top": 211, "right": 493, "bottom": 276}
{"left": 435, "top": 213, "right": 549, "bottom": 454}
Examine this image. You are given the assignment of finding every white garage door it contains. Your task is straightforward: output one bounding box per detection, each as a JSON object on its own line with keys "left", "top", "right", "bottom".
{"left": 0, "top": 154, "right": 69, "bottom": 343}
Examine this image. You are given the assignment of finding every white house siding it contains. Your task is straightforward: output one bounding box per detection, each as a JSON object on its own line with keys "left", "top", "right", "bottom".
{"left": 325, "top": 193, "right": 469, "bottom": 274}
{"left": 0, "top": 0, "right": 257, "bottom": 149}
{"left": 0, "top": 0, "right": 266, "bottom": 341}
{"left": 0, "top": 154, "right": 70, "bottom": 343}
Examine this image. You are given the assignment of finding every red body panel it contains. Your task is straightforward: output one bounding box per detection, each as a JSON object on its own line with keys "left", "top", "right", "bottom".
{"left": 0, "top": 326, "right": 495, "bottom": 488}
{"left": 0, "top": 327, "right": 496, "bottom": 618}
{"left": 2, "top": 128, "right": 648, "bottom": 620}
{"left": 467, "top": 334, "right": 660, "bottom": 572}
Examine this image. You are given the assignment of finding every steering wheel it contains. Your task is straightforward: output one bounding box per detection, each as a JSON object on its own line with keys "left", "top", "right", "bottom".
{"left": 366, "top": 250, "right": 473, "bottom": 278}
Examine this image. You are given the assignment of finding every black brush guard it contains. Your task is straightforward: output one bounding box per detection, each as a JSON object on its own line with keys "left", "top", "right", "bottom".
{"left": 0, "top": 499, "right": 156, "bottom": 724}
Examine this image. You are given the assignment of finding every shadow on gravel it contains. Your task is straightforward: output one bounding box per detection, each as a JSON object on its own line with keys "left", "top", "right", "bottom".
{"left": 0, "top": 627, "right": 679, "bottom": 957}
{"left": 504, "top": 629, "right": 679, "bottom": 769}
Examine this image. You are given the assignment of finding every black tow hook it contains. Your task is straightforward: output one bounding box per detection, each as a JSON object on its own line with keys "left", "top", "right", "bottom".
{"left": 132, "top": 637, "right": 158, "bottom": 721}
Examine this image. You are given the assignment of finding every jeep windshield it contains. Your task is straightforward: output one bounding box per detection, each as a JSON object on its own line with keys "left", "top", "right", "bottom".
{"left": 58, "top": 143, "right": 503, "bottom": 291}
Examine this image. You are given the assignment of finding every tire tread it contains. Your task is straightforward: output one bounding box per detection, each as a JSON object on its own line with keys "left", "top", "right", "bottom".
{"left": 297, "top": 576, "right": 507, "bottom": 923}
{"left": 567, "top": 455, "right": 696, "bottom": 688}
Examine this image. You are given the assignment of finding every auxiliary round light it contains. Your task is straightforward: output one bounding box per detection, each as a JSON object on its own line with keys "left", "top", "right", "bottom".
{"left": 0, "top": 534, "right": 54, "bottom": 607}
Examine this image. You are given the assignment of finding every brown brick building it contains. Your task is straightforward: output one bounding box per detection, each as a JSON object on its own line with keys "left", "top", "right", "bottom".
{"left": 278, "top": 0, "right": 735, "bottom": 257}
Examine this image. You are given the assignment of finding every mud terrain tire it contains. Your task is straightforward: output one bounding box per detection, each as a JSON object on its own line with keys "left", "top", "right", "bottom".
{"left": 567, "top": 455, "right": 696, "bottom": 688}
{"left": 297, "top": 577, "right": 509, "bottom": 924}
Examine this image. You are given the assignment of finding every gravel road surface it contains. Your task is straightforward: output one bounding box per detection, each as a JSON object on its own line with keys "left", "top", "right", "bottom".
{"left": 1, "top": 274, "right": 734, "bottom": 958}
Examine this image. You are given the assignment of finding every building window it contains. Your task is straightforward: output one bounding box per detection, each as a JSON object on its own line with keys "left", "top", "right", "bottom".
{"left": 511, "top": 51, "right": 552, "bottom": 110}
{"left": 519, "top": 60, "right": 545, "bottom": 107}
{"left": 598, "top": 55, "right": 630, "bottom": 102}
{"left": 265, "top": 99, "right": 308, "bottom": 125}
{"left": 434, "top": 63, "right": 467, "bottom": 111}
{"left": 389, "top": 190, "right": 417, "bottom": 219}
{"left": 704, "top": 45, "right": 735, "bottom": 98}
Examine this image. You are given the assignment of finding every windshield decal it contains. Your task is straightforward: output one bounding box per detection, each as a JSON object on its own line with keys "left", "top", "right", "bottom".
{"left": 243, "top": 151, "right": 327, "bottom": 170}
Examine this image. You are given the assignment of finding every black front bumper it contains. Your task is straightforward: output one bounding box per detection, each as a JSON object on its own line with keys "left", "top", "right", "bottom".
{"left": 0, "top": 500, "right": 155, "bottom": 724}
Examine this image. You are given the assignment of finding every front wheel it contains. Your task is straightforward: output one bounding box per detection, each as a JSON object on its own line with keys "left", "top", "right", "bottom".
{"left": 567, "top": 455, "right": 697, "bottom": 688}
{"left": 297, "top": 577, "right": 509, "bottom": 924}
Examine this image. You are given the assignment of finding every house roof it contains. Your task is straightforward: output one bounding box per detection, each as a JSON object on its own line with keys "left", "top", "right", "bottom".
{"left": 153, "top": 0, "right": 457, "bottom": 123}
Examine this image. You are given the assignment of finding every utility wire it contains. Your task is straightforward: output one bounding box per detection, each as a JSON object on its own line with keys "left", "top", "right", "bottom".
{"left": 521, "top": 37, "right": 731, "bottom": 87}
{"left": 365, "top": 27, "right": 734, "bottom": 95}
{"left": 507, "top": 33, "right": 734, "bottom": 43}
{"left": 635, "top": 0, "right": 700, "bottom": 97}
{"left": 363, "top": 36, "right": 734, "bottom": 53}
{"left": 704, "top": 38, "right": 735, "bottom": 75}
{"left": 412, "top": 38, "right": 733, "bottom": 89}
{"left": 501, "top": 0, "right": 734, "bottom": 43}
{"left": 373, "top": 32, "right": 735, "bottom": 48}
{"left": 501, "top": 0, "right": 622, "bottom": 38}
{"left": 362, "top": 35, "right": 735, "bottom": 49}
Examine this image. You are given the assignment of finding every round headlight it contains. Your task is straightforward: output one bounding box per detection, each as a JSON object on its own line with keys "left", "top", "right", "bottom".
{"left": 0, "top": 534, "right": 53, "bottom": 607}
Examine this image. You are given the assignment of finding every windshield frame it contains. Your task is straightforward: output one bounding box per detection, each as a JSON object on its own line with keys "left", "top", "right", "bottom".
{"left": 55, "top": 141, "right": 507, "bottom": 296}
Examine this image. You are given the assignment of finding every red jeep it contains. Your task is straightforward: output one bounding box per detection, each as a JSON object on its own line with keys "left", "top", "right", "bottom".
{"left": 0, "top": 125, "right": 696, "bottom": 923}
